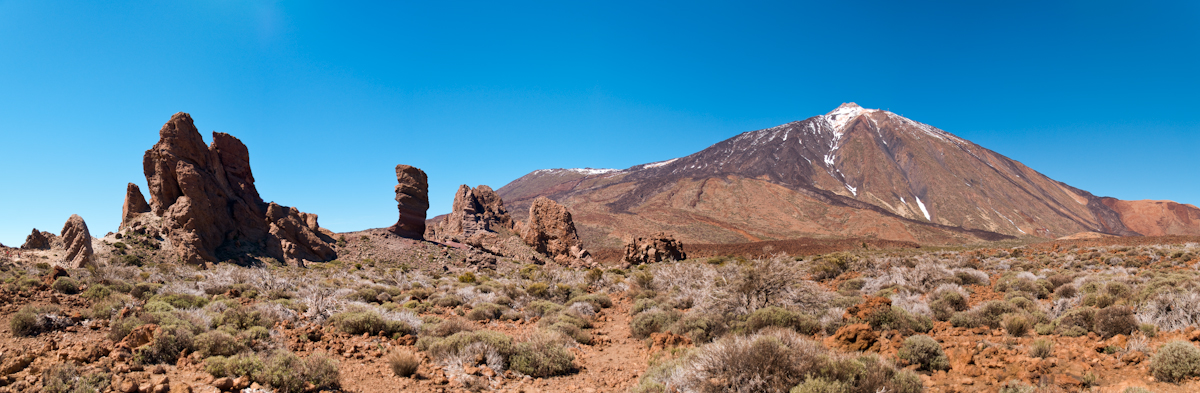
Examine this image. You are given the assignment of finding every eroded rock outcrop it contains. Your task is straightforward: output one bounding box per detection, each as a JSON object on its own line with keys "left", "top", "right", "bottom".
{"left": 60, "top": 214, "right": 93, "bottom": 267}
{"left": 521, "top": 197, "right": 589, "bottom": 265}
{"left": 120, "top": 183, "right": 151, "bottom": 230}
{"left": 428, "top": 184, "right": 513, "bottom": 242}
{"left": 133, "top": 112, "right": 334, "bottom": 265}
{"left": 388, "top": 165, "right": 429, "bottom": 240}
{"left": 21, "top": 229, "right": 53, "bottom": 250}
{"left": 623, "top": 232, "right": 686, "bottom": 265}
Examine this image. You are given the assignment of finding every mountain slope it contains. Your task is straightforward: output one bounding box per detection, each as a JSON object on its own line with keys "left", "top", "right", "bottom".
{"left": 498, "top": 103, "right": 1197, "bottom": 248}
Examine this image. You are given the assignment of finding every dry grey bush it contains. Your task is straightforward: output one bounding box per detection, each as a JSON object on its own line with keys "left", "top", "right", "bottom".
{"left": 659, "top": 328, "right": 825, "bottom": 393}
{"left": 892, "top": 293, "right": 932, "bottom": 317}
{"left": 1138, "top": 290, "right": 1200, "bottom": 331}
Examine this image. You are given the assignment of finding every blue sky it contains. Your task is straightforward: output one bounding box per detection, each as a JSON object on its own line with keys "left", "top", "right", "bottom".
{"left": 1, "top": 1, "right": 1198, "bottom": 245}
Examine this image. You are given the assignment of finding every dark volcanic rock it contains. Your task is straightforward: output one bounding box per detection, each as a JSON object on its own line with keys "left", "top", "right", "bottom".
{"left": 521, "top": 197, "right": 589, "bottom": 265}
{"left": 120, "top": 183, "right": 151, "bottom": 230}
{"left": 623, "top": 232, "right": 686, "bottom": 265}
{"left": 429, "top": 184, "right": 513, "bottom": 241}
{"left": 137, "top": 112, "right": 334, "bottom": 265}
{"left": 388, "top": 165, "right": 430, "bottom": 240}
{"left": 60, "top": 214, "right": 94, "bottom": 267}
{"left": 21, "top": 229, "right": 53, "bottom": 250}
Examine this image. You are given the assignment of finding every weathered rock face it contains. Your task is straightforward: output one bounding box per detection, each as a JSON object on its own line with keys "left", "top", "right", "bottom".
{"left": 265, "top": 202, "right": 336, "bottom": 264}
{"left": 120, "top": 183, "right": 151, "bottom": 230}
{"left": 623, "top": 233, "right": 686, "bottom": 265}
{"left": 521, "top": 197, "right": 589, "bottom": 265}
{"left": 60, "top": 214, "right": 94, "bottom": 267}
{"left": 136, "top": 112, "right": 334, "bottom": 265}
{"left": 429, "top": 184, "right": 513, "bottom": 241}
{"left": 388, "top": 165, "right": 430, "bottom": 240}
{"left": 20, "top": 229, "right": 53, "bottom": 250}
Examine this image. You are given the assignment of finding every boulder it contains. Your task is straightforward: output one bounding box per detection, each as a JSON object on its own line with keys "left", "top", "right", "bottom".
{"left": 387, "top": 165, "right": 430, "bottom": 240}
{"left": 521, "top": 197, "right": 589, "bottom": 265}
{"left": 120, "top": 183, "right": 151, "bottom": 230}
{"left": 623, "top": 232, "right": 686, "bottom": 265}
{"left": 428, "top": 184, "right": 513, "bottom": 241}
{"left": 60, "top": 214, "right": 94, "bottom": 267}
{"left": 829, "top": 323, "right": 878, "bottom": 352}
{"left": 20, "top": 228, "right": 52, "bottom": 250}
{"left": 137, "top": 112, "right": 334, "bottom": 265}
{"left": 42, "top": 266, "right": 69, "bottom": 287}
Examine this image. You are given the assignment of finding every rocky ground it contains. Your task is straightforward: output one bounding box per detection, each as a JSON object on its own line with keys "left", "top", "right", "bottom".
{"left": 3, "top": 235, "right": 1200, "bottom": 392}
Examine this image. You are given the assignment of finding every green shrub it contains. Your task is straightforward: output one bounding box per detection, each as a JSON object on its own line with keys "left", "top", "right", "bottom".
{"left": 567, "top": 293, "right": 613, "bottom": 310}
{"left": 388, "top": 350, "right": 420, "bottom": 378}
{"left": 152, "top": 293, "right": 209, "bottom": 309}
{"left": 1122, "top": 387, "right": 1152, "bottom": 393}
{"left": 630, "top": 309, "right": 681, "bottom": 339}
{"left": 1034, "top": 323, "right": 1055, "bottom": 335}
{"left": 510, "top": 331, "right": 576, "bottom": 377}
{"left": 745, "top": 307, "right": 820, "bottom": 335}
{"left": 52, "top": 277, "right": 79, "bottom": 294}
{"left": 206, "top": 353, "right": 266, "bottom": 378}
{"left": 526, "top": 282, "right": 550, "bottom": 298}
{"left": 419, "top": 330, "right": 514, "bottom": 359}
{"left": 81, "top": 284, "right": 113, "bottom": 301}
{"left": 790, "top": 377, "right": 848, "bottom": 393}
{"left": 458, "top": 272, "right": 476, "bottom": 284}
{"left": 328, "top": 310, "right": 415, "bottom": 337}
{"left": 898, "top": 335, "right": 949, "bottom": 371}
{"left": 41, "top": 363, "right": 109, "bottom": 393}
{"left": 1056, "top": 307, "right": 1097, "bottom": 335}
{"left": 195, "top": 330, "right": 245, "bottom": 358}
{"left": 631, "top": 298, "right": 659, "bottom": 315}
{"left": 433, "top": 295, "right": 463, "bottom": 308}
{"left": 1150, "top": 340, "right": 1200, "bottom": 382}
{"left": 466, "top": 303, "right": 505, "bottom": 321}
{"left": 668, "top": 313, "right": 727, "bottom": 344}
{"left": 11, "top": 305, "right": 67, "bottom": 337}
{"left": 1004, "top": 314, "right": 1030, "bottom": 337}
{"left": 423, "top": 318, "right": 475, "bottom": 338}
{"left": 1095, "top": 306, "right": 1137, "bottom": 338}
{"left": 1030, "top": 339, "right": 1054, "bottom": 358}
{"left": 134, "top": 325, "right": 194, "bottom": 365}
{"left": 257, "top": 351, "right": 340, "bottom": 393}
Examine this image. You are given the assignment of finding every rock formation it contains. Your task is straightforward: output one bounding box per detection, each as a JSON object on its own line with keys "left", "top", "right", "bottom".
{"left": 20, "top": 229, "right": 53, "bottom": 250}
{"left": 120, "top": 183, "right": 151, "bottom": 230}
{"left": 59, "top": 214, "right": 93, "bottom": 267}
{"left": 521, "top": 197, "right": 589, "bottom": 265}
{"left": 388, "top": 165, "right": 430, "bottom": 240}
{"left": 134, "top": 112, "right": 334, "bottom": 265}
{"left": 428, "top": 184, "right": 513, "bottom": 242}
{"left": 623, "top": 233, "right": 686, "bottom": 265}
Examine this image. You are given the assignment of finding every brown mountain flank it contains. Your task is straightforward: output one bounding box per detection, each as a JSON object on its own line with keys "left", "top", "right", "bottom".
{"left": 498, "top": 103, "right": 1197, "bottom": 248}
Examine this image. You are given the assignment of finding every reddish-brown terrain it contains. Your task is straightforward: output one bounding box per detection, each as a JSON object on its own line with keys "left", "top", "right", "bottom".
{"left": 498, "top": 103, "right": 1200, "bottom": 249}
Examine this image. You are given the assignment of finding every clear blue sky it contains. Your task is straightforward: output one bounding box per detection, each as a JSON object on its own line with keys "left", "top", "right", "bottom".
{"left": 2, "top": 1, "right": 1198, "bottom": 245}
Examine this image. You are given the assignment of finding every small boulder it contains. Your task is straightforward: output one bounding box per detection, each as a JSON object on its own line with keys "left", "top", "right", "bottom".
{"left": 829, "top": 323, "right": 878, "bottom": 352}
{"left": 623, "top": 232, "right": 686, "bottom": 265}
{"left": 41, "top": 266, "right": 69, "bottom": 287}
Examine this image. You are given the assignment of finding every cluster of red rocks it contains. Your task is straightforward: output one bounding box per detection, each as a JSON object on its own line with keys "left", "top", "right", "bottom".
{"left": 622, "top": 232, "right": 686, "bottom": 265}
{"left": 18, "top": 214, "right": 94, "bottom": 268}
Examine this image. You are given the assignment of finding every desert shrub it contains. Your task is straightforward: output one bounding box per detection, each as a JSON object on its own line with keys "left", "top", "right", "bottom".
{"left": 971, "top": 300, "right": 1018, "bottom": 329}
{"left": 669, "top": 313, "right": 728, "bottom": 344}
{"left": 1029, "top": 339, "right": 1054, "bottom": 358}
{"left": 898, "top": 335, "right": 949, "bottom": 371}
{"left": 526, "top": 282, "right": 550, "bottom": 299}
{"left": 134, "top": 325, "right": 194, "bottom": 365}
{"left": 631, "top": 298, "right": 659, "bottom": 315}
{"left": 1082, "top": 293, "right": 1116, "bottom": 309}
{"left": 642, "top": 328, "right": 918, "bottom": 393}
{"left": 1054, "top": 284, "right": 1077, "bottom": 299}
{"left": 567, "top": 293, "right": 613, "bottom": 310}
{"left": 433, "top": 294, "right": 463, "bottom": 308}
{"left": 11, "top": 305, "right": 71, "bottom": 337}
{"left": 195, "top": 330, "right": 245, "bottom": 358}
{"left": 419, "top": 330, "right": 514, "bottom": 359}
{"left": 1056, "top": 307, "right": 1097, "bottom": 335}
{"left": 328, "top": 310, "right": 416, "bottom": 337}
{"left": 1150, "top": 340, "right": 1200, "bottom": 382}
{"left": 1122, "top": 388, "right": 1151, "bottom": 393}
{"left": 205, "top": 353, "right": 265, "bottom": 378}
{"left": 1034, "top": 323, "right": 1055, "bottom": 335}
{"left": 219, "top": 306, "right": 271, "bottom": 331}
{"left": 745, "top": 307, "right": 820, "bottom": 335}
{"left": 152, "top": 293, "right": 209, "bottom": 309}
{"left": 790, "top": 377, "right": 847, "bottom": 393}
{"left": 867, "top": 306, "right": 932, "bottom": 333}
{"left": 424, "top": 318, "right": 475, "bottom": 338}
{"left": 509, "top": 331, "right": 576, "bottom": 377}
{"left": 257, "top": 351, "right": 340, "bottom": 393}
{"left": 1095, "top": 306, "right": 1137, "bottom": 338}
{"left": 930, "top": 288, "right": 968, "bottom": 321}
{"left": 810, "top": 253, "right": 855, "bottom": 281}
{"left": 81, "top": 284, "right": 113, "bottom": 301}
{"left": 52, "top": 277, "right": 80, "bottom": 294}
{"left": 41, "top": 363, "right": 109, "bottom": 393}
{"left": 108, "top": 315, "right": 146, "bottom": 341}
{"left": 838, "top": 278, "right": 865, "bottom": 292}
{"left": 466, "top": 303, "right": 505, "bottom": 321}
{"left": 387, "top": 350, "right": 420, "bottom": 377}
{"left": 631, "top": 309, "right": 682, "bottom": 339}
{"left": 1004, "top": 314, "right": 1030, "bottom": 337}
